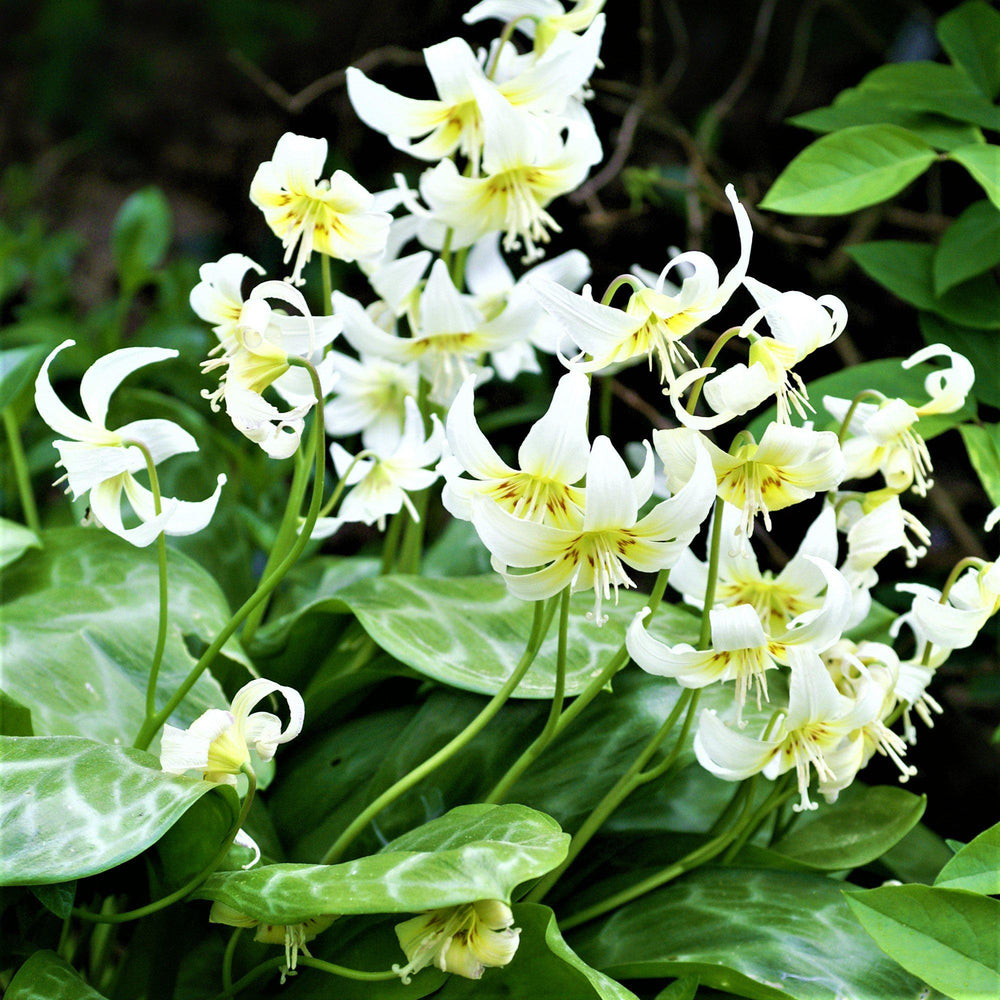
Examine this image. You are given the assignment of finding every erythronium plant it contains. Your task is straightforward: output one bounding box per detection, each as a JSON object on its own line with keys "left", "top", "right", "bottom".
{"left": 4, "top": 5, "right": 998, "bottom": 1000}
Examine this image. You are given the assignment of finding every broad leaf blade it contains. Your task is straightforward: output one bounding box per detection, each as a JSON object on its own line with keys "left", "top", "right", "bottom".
{"left": 959, "top": 424, "right": 1000, "bottom": 506}
{"left": 934, "top": 820, "right": 1000, "bottom": 894}
{"left": 7, "top": 951, "right": 108, "bottom": 999}
{"left": 948, "top": 144, "right": 1000, "bottom": 211}
{"left": 938, "top": 1, "right": 1000, "bottom": 100}
{"left": 933, "top": 201, "right": 1000, "bottom": 296}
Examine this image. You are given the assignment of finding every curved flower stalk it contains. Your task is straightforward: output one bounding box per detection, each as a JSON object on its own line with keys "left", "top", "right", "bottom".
{"left": 160, "top": 677, "right": 304, "bottom": 784}
{"left": 250, "top": 133, "right": 392, "bottom": 285}
{"left": 694, "top": 646, "right": 881, "bottom": 812}
{"left": 469, "top": 435, "right": 715, "bottom": 623}
{"left": 670, "top": 501, "right": 838, "bottom": 631}
{"left": 441, "top": 370, "right": 591, "bottom": 526}
{"left": 824, "top": 343, "right": 974, "bottom": 496}
{"left": 346, "top": 17, "right": 603, "bottom": 164}
{"left": 464, "top": 0, "right": 606, "bottom": 53}
{"left": 35, "top": 341, "right": 225, "bottom": 546}
{"left": 201, "top": 281, "right": 334, "bottom": 459}
{"left": 654, "top": 425, "right": 844, "bottom": 540}
{"left": 420, "top": 79, "right": 601, "bottom": 262}
{"left": 530, "top": 184, "right": 751, "bottom": 381}
{"left": 628, "top": 557, "right": 853, "bottom": 721}
{"left": 394, "top": 901, "right": 520, "bottom": 983}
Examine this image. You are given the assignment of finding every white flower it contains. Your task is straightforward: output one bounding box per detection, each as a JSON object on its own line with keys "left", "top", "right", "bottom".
{"left": 394, "top": 900, "right": 520, "bottom": 984}
{"left": 250, "top": 133, "right": 392, "bottom": 285}
{"left": 628, "top": 556, "right": 852, "bottom": 722}
{"left": 531, "top": 185, "right": 751, "bottom": 381}
{"left": 469, "top": 434, "right": 715, "bottom": 623}
{"left": 653, "top": 425, "right": 844, "bottom": 540}
{"left": 160, "top": 678, "right": 304, "bottom": 785}
{"left": 693, "top": 646, "right": 880, "bottom": 811}
{"left": 824, "top": 344, "right": 974, "bottom": 496}
{"left": 464, "top": 0, "right": 606, "bottom": 52}
{"left": 35, "top": 341, "right": 225, "bottom": 547}
{"left": 837, "top": 489, "right": 931, "bottom": 585}
{"left": 441, "top": 370, "right": 591, "bottom": 526}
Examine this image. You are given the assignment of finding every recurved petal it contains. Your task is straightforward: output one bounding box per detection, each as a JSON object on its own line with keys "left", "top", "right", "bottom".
{"left": 89, "top": 476, "right": 177, "bottom": 547}
{"left": 517, "top": 369, "right": 591, "bottom": 483}
{"left": 693, "top": 709, "right": 776, "bottom": 781}
{"left": 446, "top": 376, "right": 512, "bottom": 480}
{"left": 115, "top": 418, "right": 198, "bottom": 465}
{"left": 230, "top": 678, "right": 305, "bottom": 754}
{"left": 530, "top": 277, "right": 638, "bottom": 362}
{"left": 346, "top": 66, "right": 448, "bottom": 140}
{"left": 123, "top": 473, "right": 226, "bottom": 537}
{"left": 35, "top": 341, "right": 110, "bottom": 443}
{"left": 469, "top": 494, "right": 571, "bottom": 568}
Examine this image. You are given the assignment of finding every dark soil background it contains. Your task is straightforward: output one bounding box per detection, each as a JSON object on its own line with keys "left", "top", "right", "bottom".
{"left": 3, "top": 0, "right": 998, "bottom": 839}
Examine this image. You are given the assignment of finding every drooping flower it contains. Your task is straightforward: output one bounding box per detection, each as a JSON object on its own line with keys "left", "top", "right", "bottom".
{"left": 441, "top": 370, "right": 591, "bottom": 527}
{"left": 160, "top": 678, "right": 304, "bottom": 784}
{"left": 393, "top": 900, "right": 520, "bottom": 983}
{"left": 836, "top": 489, "right": 931, "bottom": 585}
{"left": 35, "top": 341, "right": 225, "bottom": 547}
{"left": 250, "top": 133, "right": 392, "bottom": 285}
{"left": 531, "top": 185, "right": 752, "bottom": 382}
{"left": 469, "top": 434, "right": 715, "bottom": 623}
{"left": 653, "top": 425, "right": 844, "bottom": 539}
{"left": 464, "top": 0, "right": 606, "bottom": 53}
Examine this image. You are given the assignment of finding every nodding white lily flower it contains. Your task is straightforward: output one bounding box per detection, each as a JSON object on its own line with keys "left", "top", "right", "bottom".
{"left": 671, "top": 501, "right": 838, "bottom": 632}
{"left": 469, "top": 435, "right": 715, "bottom": 624}
{"left": 160, "top": 678, "right": 304, "bottom": 785}
{"left": 531, "top": 185, "right": 752, "bottom": 382}
{"left": 35, "top": 341, "right": 225, "bottom": 547}
{"left": 824, "top": 344, "right": 974, "bottom": 496}
{"left": 335, "top": 260, "right": 517, "bottom": 405}
{"left": 209, "top": 904, "right": 336, "bottom": 982}
{"left": 441, "top": 370, "right": 591, "bottom": 527}
{"left": 628, "top": 556, "right": 853, "bottom": 722}
{"left": 464, "top": 0, "right": 606, "bottom": 53}
{"left": 693, "top": 646, "right": 880, "bottom": 812}
{"left": 323, "top": 349, "right": 420, "bottom": 453}
{"left": 420, "top": 79, "right": 601, "bottom": 262}
{"left": 322, "top": 397, "right": 444, "bottom": 532}
{"left": 347, "top": 18, "right": 603, "bottom": 164}
{"left": 250, "top": 133, "right": 391, "bottom": 286}
{"left": 202, "top": 281, "right": 333, "bottom": 459}
{"left": 394, "top": 900, "right": 520, "bottom": 984}
{"left": 894, "top": 652, "right": 945, "bottom": 745}
{"left": 653, "top": 425, "right": 844, "bottom": 540}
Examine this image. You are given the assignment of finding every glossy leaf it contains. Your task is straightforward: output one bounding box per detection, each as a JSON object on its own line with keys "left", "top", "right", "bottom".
{"left": 934, "top": 821, "right": 1000, "bottom": 894}
{"left": 112, "top": 187, "right": 172, "bottom": 294}
{"left": 938, "top": 1, "right": 1000, "bottom": 100}
{"left": 0, "top": 735, "right": 235, "bottom": 885}
{"left": 773, "top": 785, "right": 926, "bottom": 871}
{"left": 880, "top": 823, "right": 955, "bottom": 885}
{"left": 845, "top": 884, "right": 1000, "bottom": 1000}
{"left": 195, "top": 804, "right": 568, "bottom": 924}
{"left": 571, "top": 867, "right": 934, "bottom": 1000}
{"left": 7, "top": 951, "right": 108, "bottom": 1000}
{"left": 654, "top": 977, "right": 700, "bottom": 1000}
{"left": 949, "top": 144, "right": 1000, "bottom": 212}
{"left": 959, "top": 424, "right": 1000, "bottom": 506}
{"left": 759, "top": 125, "right": 935, "bottom": 215}
{"left": 848, "top": 240, "right": 1000, "bottom": 330}
{"left": 0, "top": 528, "right": 246, "bottom": 745}
{"left": 0, "top": 518, "right": 39, "bottom": 570}
{"left": 933, "top": 201, "right": 1000, "bottom": 295}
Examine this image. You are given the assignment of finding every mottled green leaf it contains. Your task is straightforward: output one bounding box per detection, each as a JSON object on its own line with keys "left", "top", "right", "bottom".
{"left": 846, "top": 884, "right": 1000, "bottom": 999}
{"left": 760, "top": 125, "right": 935, "bottom": 215}
{"left": 7, "top": 951, "right": 107, "bottom": 999}
{"left": 0, "top": 735, "right": 235, "bottom": 885}
{"left": 195, "top": 804, "right": 568, "bottom": 924}
{"left": 959, "top": 424, "right": 1000, "bottom": 506}
{"left": 949, "top": 144, "right": 1000, "bottom": 212}
{"left": 938, "top": 1, "right": 1000, "bottom": 100}
{"left": 934, "top": 821, "right": 1000, "bottom": 894}
{"left": 933, "top": 201, "right": 1000, "bottom": 296}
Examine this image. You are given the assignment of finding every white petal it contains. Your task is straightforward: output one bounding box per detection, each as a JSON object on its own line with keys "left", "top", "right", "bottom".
{"left": 346, "top": 66, "right": 447, "bottom": 140}
{"left": 517, "top": 370, "right": 590, "bottom": 482}
{"left": 89, "top": 476, "right": 176, "bottom": 547}
{"left": 419, "top": 258, "right": 482, "bottom": 336}
{"left": 35, "top": 341, "right": 109, "bottom": 443}
{"left": 693, "top": 709, "right": 776, "bottom": 780}
{"left": 710, "top": 604, "right": 767, "bottom": 651}
{"left": 469, "top": 495, "right": 570, "bottom": 568}
{"left": 115, "top": 418, "right": 198, "bottom": 465}
{"left": 233, "top": 828, "right": 262, "bottom": 869}
{"left": 446, "top": 376, "right": 512, "bottom": 480}
{"left": 784, "top": 646, "right": 853, "bottom": 730}
{"left": 79, "top": 347, "right": 177, "bottom": 427}
{"left": 123, "top": 473, "right": 226, "bottom": 537}
{"left": 159, "top": 723, "right": 211, "bottom": 774}
{"left": 231, "top": 678, "right": 305, "bottom": 754}
{"left": 583, "top": 436, "right": 636, "bottom": 531}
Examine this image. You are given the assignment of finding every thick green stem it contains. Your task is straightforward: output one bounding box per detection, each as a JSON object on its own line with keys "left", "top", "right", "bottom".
{"left": 222, "top": 927, "right": 242, "bottom": 994}
{"left": 216, "top": 954, "right": 398, "bottom": 998}
{"left": 397, "top": 489, "right": 430, "bottom": 574}
{"left": 133, "top": 360, "right": 326, "bottom": 751}
{"left": 320, "top": 255, "right": 333, "bottom": 318}
{"left": 699, "top": 501, "right": 726, "bottom": 647}
{"left": 601, "top": 274, "right": 643, "bottom": 306}
{"left": 598, "top": 377, "right": 613, "bottom": 437}
{"left": 3, "top": 408, "right": 40, "bottom": 533}
{"left": 322, "top": 598, "right": 556, "bottom": 864}
{"left": 380, "top": 510, "right": 406, "bottom": 574}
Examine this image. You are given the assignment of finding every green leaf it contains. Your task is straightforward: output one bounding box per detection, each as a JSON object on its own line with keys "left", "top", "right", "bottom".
{"left": 111, "top": 187, "right": 171, "bottom": 293}
{"left": 938, "top": 1, "right": 1000, "bottom": 100}
{"left": 773, "top": 785, "right": 926, "bottom": 871}
{"left": 948, "top": 144, "right": 1000, "bottom": 211}
{"left": 571, "top": 867, "right": 932, "bottom": 1000}
{"left": 0, "top": 528, "right": 247, "bottom": 745}
{"left": 848, "top": 241, "right": 1000, "bottom": 330}
{"left": 845, "top": 884, "right": 1000, "bottom": 1000}
{"left": 959, "top": 424, "right": 1000, "bottom": 506}
{"left": 0, "top": 691, "right": 32, "bottom": 736}
{"left": 934, "top": 820, "right": 1000, "bottom": 894}
{"left": 195, "top": 804, "right": 568, "bottom": 924}
{"left": 7, "top": 951, "right": 108, "bottom": 999}
{"left": 326, "top": 574, "right": 700, "bottom": 698}
{"left": 880, "top": 823, "right": 954, "bottom": 885}
{"left": 854, "top": 61, "right": 1000, "bottom": 131}
{"left": 0, "top": 518, "right": 39, "bottom": 569}
{"left": 654, "top": 977, "right": 700, "bottom": 1000}
{"left": 0, "top": 735, "right": 236, "bottom": 885}
{"left": 934, "top": 201, "right": 1000, "bottom": 296}
{"left": 759, "top": 125, "right": 936, "bottom": 215}
{"left": 0, "top": 344, "right": 47, "bottom": 408}
{"left": 919, "top": 313, "right": 1000, "bottom": 409}
{"left": 30, "top": 880, "right": 76, "bottom": 918}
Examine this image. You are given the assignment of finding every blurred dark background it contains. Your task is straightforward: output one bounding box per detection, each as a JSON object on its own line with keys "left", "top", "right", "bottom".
{"left": 2, "top": 0, "right": 997, "bottom": 833}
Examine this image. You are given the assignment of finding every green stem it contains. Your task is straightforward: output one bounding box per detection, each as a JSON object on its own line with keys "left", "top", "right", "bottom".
{"left": 918, "top": 556, "right": 985, "bottom": 666}
{"left": 222, "top": 927, "right": 242, "bottom": 994}
{"left": 485, "top": 16, "right": 534, "bottom": 78}
{"left": 216, "top": 954, "right": 398, "bottom": 998}
{"left": 486, "top": 589, "right": 571, "bottom": 804}
{"left": 133, "top": 359, "right": 326, "bottom": 751}
{"left": 699, "top": 501, "right": 726, "bottom": 648}
{"left": 320, "top": 256, "right": 333, "bottom": 317}
{"left": 601, "top": 274, "right": 642, "bottom": 306}
{"left": 397, "top": 489, "right": 430, "bottom": 574}
{"left": 74, "top": 769, "right": 257, "bottom": 924}
{"left": 3, "top": 408, "right": 40, "bottom": 533}
{"left": 322, "top": 598, "right": 556, "bottom": 864}
{"left": 598, "top": 377, "right": 613, "bottom": 437}
{"left": 380, "top": 510, "right": 406, "bottom": 574}
{"left": 837, "top": 389, "right": 885, "bottom": 446}
{"left": 684, "top": 327, "right": 741, "bottom": 415}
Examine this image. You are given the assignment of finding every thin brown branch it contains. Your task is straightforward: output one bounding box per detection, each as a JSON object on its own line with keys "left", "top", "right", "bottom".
{"left": 608, "top": 379, "right": 670, "bottom": 429}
